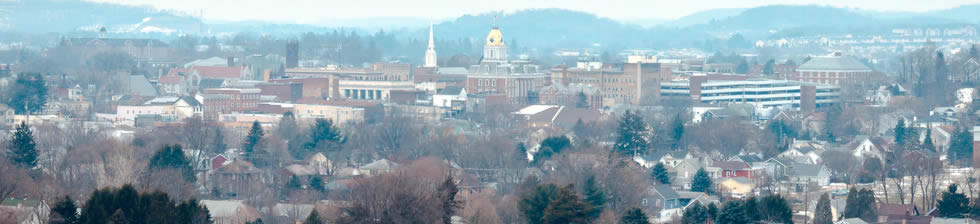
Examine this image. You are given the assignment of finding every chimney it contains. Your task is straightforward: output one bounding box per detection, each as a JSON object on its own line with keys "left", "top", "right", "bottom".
{"left": 227, "top": 57, "right": 235, "bottom": 67}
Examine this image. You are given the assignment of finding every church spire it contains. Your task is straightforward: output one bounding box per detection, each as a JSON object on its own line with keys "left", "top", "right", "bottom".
{"left": 424, "top": 23, "right": 438, "bottom": 68}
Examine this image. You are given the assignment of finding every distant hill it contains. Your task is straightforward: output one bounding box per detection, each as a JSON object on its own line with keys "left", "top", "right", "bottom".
{"left": 661, "top": 8, "right": 747, "bottom": 28}
{"left": 0, "top": 0, "right": 976, "bottom": 51}
{"left": 432, "top": 9, "right": 649, "bottom": 49}
{"left": 0, "top": 0, "right": 201, "bottom": 34}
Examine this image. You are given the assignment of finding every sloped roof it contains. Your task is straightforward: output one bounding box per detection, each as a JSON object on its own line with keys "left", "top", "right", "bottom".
{"left": 879, "top": 203, "right": 916, "bottom": 217}
{"left": 217, "top": 160, "right": 261, "bottom": 173}
{"left": 438, "top": 86, "right": 465, "bottom": 95}
{"left": 789, "top": 164, "right": 825, "bottom": 177}
{"left": 652, "top": 185, "right": 680, "bottom": 200}
{"left": 200, "top": 200, "right": 258, "bottom": 218}
{"left": 194, "top": 66, "right": 244, "bottom": 79}
{"left": 360, "top": 159, "right": 396, "bottom": 170}
{"left": 711, "top": 161, "right": 749, "bottom": 170}
{"left": 129, "top": 75, "right": 158, "bottom": 97}
{"left": 797, "top": 55, "right": 871, "bottom": 71}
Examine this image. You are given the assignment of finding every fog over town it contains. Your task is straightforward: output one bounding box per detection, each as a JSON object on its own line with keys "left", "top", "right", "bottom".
{"left": 0, "top": 0, "right": 980, "bottom": 223}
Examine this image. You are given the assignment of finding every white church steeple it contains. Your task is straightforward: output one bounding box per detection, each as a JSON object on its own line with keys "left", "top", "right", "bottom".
{"left": 424, "top": 23, "right": 438, "bottom": 68}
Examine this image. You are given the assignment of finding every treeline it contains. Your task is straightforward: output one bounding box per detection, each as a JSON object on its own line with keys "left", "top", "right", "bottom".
{"left": 49, "top": 185, "right": 211, "bottom": 224}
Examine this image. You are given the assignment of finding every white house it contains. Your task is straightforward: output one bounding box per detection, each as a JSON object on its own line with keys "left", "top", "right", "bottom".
{"left": 433, "top": 87, "right": 466, "bottom": 108}
{"left": 113, "top": 96, "right": 203, "bottom": 122}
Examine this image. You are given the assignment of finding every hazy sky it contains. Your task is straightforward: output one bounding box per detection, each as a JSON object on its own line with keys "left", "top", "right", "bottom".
{"left": 89, "top": 0, "right": 980, "bottom": 23}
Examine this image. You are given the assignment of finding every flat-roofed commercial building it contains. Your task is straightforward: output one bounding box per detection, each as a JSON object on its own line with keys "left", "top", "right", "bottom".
{"left": 661, "top": 78, "right": 840, "bottom": 112}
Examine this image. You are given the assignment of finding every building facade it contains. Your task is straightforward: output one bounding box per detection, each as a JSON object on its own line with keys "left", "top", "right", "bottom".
{"left": 661, "top": 78, "right": 840, "bottom": 110}
{"left": 465, "top": 26, "right": 548, "bottom": 104}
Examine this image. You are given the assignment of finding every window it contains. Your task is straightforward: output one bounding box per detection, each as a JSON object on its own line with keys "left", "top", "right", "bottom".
{"left": 642, "top": 199, "right": 648, "bottom": 206}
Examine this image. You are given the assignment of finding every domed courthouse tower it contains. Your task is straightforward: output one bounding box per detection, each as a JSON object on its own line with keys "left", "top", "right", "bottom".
{"left": 483, "top": 26, "right": 507, "bottom": 62}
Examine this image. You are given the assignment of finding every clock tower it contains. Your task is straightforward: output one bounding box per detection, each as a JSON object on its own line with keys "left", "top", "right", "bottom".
{"left": 483, "top": 26, "right": 508, "bottom": 62}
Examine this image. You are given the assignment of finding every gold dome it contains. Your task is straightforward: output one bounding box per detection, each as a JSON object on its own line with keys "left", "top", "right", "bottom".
{"left": 485, "top": 27, "right": 504, "bottom": 46}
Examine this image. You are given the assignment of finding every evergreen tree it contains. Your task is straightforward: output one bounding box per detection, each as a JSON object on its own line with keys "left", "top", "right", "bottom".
{"left": 682, "top": 202, "right": 708, "bottom": 224}
{"left": 763, "top": 59, "right": 775, "bottom": 75}
{"left": 923, "top": 127, "right": 936, "bottom": 152}
{"left": 107, "top": 209, "right": 128, "bottom": 224}
{"left": 670, "top": 113, "right": 685, "bottom": 149}
{"left": 736, "top": 59, "right": 750, "bottom": 74}
{"left": 706, "top": 202, "right": 719, "bottom": 222}
{"left": 515, "top": 142, "right": 529, "bottom": 164}
{"left": 242, "top": 121, "right": 265, "bottom": 166}
{"left": 813, "top": 193, "right": 833, "bottom": 224}
{"left": 519, "top": 184, "right": 559, "bottom": 224}
{"left": 652, "top": 163, "right": 670, "bottom": 184}
{"left": 211, "top": 128, "right": 227, "bottom": 154}
{"left": 535, "top": 136, "right": 571, "bottom": 162}
{"left": 278, "top": 112, "right": 299, "bottom": 140}
{"left": 310, "top": 176, "right": 326, "bottom": 193}
{"left": 6, "top": 72, "right": 48, "bottom": 114}
{"left": 759, "top": 194, "right": 793, "bottom": 224}
{"left": 620, "top": 208, "right": 650, "bottom": 224}
{"left": 717, "top": 200, "right": 749, "bottom": 224}
{"left": 437, "top": 175, "right": 460, "bottom": 224}
{"left": 894, "top": 119, "right": 907, "bottom": 147}
{"left": 614, "top": 110, "right": 650, "bottom": 157}
{"left": 51, "top": 195, "right": 79, "bottom": 224}
{"left": 936, "top": 51, "right": 948, "bottom": 85}
{"left": 743, "top": 197, "right": 761, "bottom": 221}
{"left": 245, "top": 219, "right": 264, "bottom": 224}
{"left": 284, "top": 175, "right": 302, "bottom": 195}
{"left": 937, "top": 184, "right": 970, "bottom": 218}
{"left": 6, "top": 121, "right": 37, "bottom": 168}
{"left": 176, "top": 198, "right": 212, "bottom": 224}
{"left": 541, "top": 185, "right": 593, "bottom": 224}
{"left": 303, "top": 209, "right": 323, "bottom": 224}
{"left": 303, "top": 119, "right": 345, "bottom": 154}
{"left": 148, "top": 144, "right": 196, "bottom": 183}
{"left": 582, "top": 175, "right": 606, "bottom": 219}
{"left": 576, "top": 92, "right": 589, "bottom": 108}
{"left": 948, "top": 127, "right": 974, "bottom": 165}
{"left": 844, "top": 188, "right": 878, "bottom": 222}
{"left": 691, "top": 168, "right": 713, "bottom": 194}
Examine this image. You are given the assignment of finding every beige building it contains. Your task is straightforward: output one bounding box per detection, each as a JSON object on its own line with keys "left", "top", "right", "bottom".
{"left": 338, "top": 80, "right": 415, "bottom": 101}
{"left": 292, "top": 103, "right": 365, "bottom": 124}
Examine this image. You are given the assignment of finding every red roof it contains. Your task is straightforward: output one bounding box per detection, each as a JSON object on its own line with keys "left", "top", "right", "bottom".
{"left": 159, "top": 75, "right": 183, "bottom": 84}
{"left": 166, "top": 68, "right": 192, "bottom": 77}
{"left": 194, "top": 66, "right": 244, "bottom": 79}
{"left": 211, "top": 155, "right": 228, "bottom": 170}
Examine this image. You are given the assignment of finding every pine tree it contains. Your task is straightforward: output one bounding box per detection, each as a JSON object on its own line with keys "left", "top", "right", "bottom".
{"left": 652, "top": 163, "right": 670, "bottom": 184}
{"left": 243, "top": 121, "right": 265, "bottom": 166}
{"left": 148, "top": 144, "right": 196, "bottom": 182}
{"left": 310, "top": 176, "right": 326, "bottom": 193}
{"left": 278, "top": 112, "right": 298, "bottom": 140}
{"left": 763, "top": 59, "right": 775, "bottom": 75}
{"left": 519, "top": 184, "right": 559, "bottom": 224}
{"left": 894, "top": 119, "right": 907, "bottom": 147}
{"left": 717, "top": 200, "right": 749, "bottom": 224}
{"left": 437, "top": 175, "right": 460, "bottom": 224}
{"left": 743, "top": 197, "right": 761, "bottom": 221}
{"left": 620, "top": 208, "right": 650, "bottom": 224}
{"left": 682, "top": 202, "right": 707, "bottom": 224}
{"left": 948, "top": 127, "right": 974, "bottom": 165}
{"left": 6, "top": 72, "right": 47, "bottom": 114}
{"left": 614, "top": 110, "right": 650, "bottom": 157}
{"left": 706, "top": 203, "right": 719, "bottom": 222}
{"left": 576, "top": 92, "right": 589, "bottom": 108}
{"left": 670, "top": 113, "right": 685, "bottom": 149}
{"left": 51, "top": 195, "right": 79, "bottom": 224}
{"left": 582, "top": 175, "right": 606, "bottom": 219}
{"left": 759, "top": 194, "right": 793, "bottom": 224}
{"left": 691, "top": 168, "right": 712, "bottom": 194}
{"left": 284, "top": 175, "right": 302, "bottom": 195}
{"left": 923, "top": 127, "right": 936, "bottom": 152}
{"left": 211, "top": 128, "right": 227, "bottom": 154}
{"left": 303, "top": 118, "right": 345, "bottom": 154}
{"left": 937, "top": 184, "right": 970, "bottom": 218}
{"left": 813, "top": 193, "right": 833, "bottom": 224}
{"left": 6, "top": 121, "right": 37, "bottom": 168}
{"left": 303, "top": 209, "right": 323, "bottom": 224}
{"left": 541, "top": 185, "right": 593, "bottom": 224}
{"left": 843, "top": 187, "right": 860, "bottom": 219}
